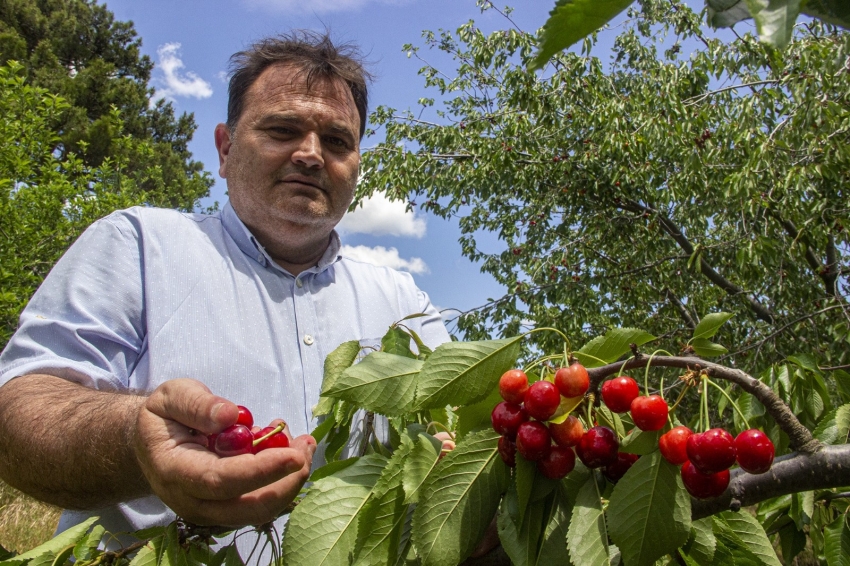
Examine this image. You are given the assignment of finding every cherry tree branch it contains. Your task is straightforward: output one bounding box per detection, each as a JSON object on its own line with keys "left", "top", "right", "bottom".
{"left": 586, "top": 354, "right": 821, "bottom": 454}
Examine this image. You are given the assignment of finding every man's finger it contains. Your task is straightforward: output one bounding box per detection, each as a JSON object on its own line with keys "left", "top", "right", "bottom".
{"left": 144, "top": 378, "right": 238, "bottom": 433}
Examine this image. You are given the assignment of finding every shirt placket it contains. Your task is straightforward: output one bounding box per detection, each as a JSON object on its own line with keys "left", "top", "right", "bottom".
{"left": 292, "top": 272, "right": 323, "bottom": 430}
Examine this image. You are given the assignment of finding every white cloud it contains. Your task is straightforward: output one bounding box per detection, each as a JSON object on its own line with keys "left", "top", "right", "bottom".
{"left": 341, "top": 245, "right": 428, "bottom": 274}
{"left": 243, "top": 0, "right": 412, "bottom": 14}
{"left": 337, "top": 192, "right": 426, "bottom": 238}
{"left": 152, "top": 43, "right": 213, "bottom": 101}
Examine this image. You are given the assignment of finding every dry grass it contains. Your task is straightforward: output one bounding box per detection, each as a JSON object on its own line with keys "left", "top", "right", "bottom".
{"left": 0, "top": 481, "right": 60, "bottom": 553}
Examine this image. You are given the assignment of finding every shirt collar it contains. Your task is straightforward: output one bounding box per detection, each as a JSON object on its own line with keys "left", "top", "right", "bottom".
{"left": 221, "top": 200, "right": 342, "bottom": 276}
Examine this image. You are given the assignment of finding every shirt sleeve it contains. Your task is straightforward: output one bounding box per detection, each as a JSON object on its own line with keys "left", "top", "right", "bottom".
{"left": 414, "top": 287, "right": 452, "bottom": 349}
{"left": 0, "top": 212, "right": 146, "bottom": 391}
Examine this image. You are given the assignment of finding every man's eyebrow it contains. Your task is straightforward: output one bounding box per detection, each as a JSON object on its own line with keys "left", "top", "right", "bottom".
{"left": 258, "top": 114, "right": 357, "bottom": 139}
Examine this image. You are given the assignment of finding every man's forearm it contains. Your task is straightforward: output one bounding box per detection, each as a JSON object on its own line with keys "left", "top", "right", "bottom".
{"left": 0, "top": 374, "right": 150, "bottom": 509}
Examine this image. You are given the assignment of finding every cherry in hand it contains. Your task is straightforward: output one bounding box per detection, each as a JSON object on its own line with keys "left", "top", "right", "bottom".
{"left": 601, "top": 376, "right": 640, "bottom": 413}
{"left": 214, "top": 424, "right": 254, "bottom": 457}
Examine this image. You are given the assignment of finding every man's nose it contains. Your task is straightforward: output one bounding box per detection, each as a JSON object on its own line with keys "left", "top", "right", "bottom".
{"left": 291, "top": 132, "right": 324, "bottom": 169}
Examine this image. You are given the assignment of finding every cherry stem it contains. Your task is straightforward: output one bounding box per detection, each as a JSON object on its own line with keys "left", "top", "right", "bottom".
{"left": 522, "top": 327, "right": 571, "bottom": 351}
{"left": 706, "top": 378, "right": 751, "bottom": 430}
{"left": 252, "top": 422, "right": 286, "bottom": 447}
{"left": 426, "top": 421, "right": 454, "bottom": 438}
{"left": 643, "top": 349, "right": 675, "bottom": 398}
{"left": 702, "top": 375, "right": 710, "bottom": 432}
{"left": 668, "top": 381, "right": 693, "bottom": 414}
{"left": 523, "top": 354, "right": 562, "bottom": 375}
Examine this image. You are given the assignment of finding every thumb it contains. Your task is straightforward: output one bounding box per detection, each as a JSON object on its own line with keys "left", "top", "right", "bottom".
{"left": 144, "top": 378, "right": 239, "bottom": 434}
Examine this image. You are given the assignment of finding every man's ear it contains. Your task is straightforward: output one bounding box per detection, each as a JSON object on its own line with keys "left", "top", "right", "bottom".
{"left": 214, "top": 123, "right": 233, "bottom": 178}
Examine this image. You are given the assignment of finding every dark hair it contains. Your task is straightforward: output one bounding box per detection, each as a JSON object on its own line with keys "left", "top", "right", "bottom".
{"left": 227, "top": 31, "right": 372, "bottom": 138}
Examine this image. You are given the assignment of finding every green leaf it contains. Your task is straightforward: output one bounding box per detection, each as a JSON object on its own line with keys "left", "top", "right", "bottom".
{"left": 310, "top": 413, "right": 337, "bottom": 442}
{"left": 692, "top": 312, "right": 733, "bottom": 341}
{"left": 413, "top": 337, "right": 522, "bottom": 411}
{"left": 0, "top": 517, "right": 98, "bottom": 565}
{"left": 412, "top": 429, "right": 509, "bottom": 566}
{"left": 711, "top": 516, "right": 763, "bottom": 566}
{"left": 567, "top": 474, "right": 608, "bottom": 566}
{"left": 777, "top": 522, "right": 806, "bottom": 564}
{"left": 309, "top": 456, "right": 359, "bottom": 482}
{"left": 127, "top": 536, "right": 165, "bottom": 566}
{"left": 0, "top": 547, "right": 13, "bottom": 562}
{"left": 607, "top": 452, "right": 691, "bottom": 566}
{"left": 321, "top": 340, "right": 362, "bottom": 394}
{"left": 813, "top": 404, "right": 850, "bottom": 445}
{"left": 534, "top": 485, "right": 572, "bottom": 566}
{"left": 325, "top": 352, "right": 423, "bottom": 415}
{"left": 619, "top": 428, "right": 662, "bottom": 456}
{"left": 382, "top": 326, "right": 416, "bottom": 359}
{"left": 455, "top": 384, "right": 502, "bottom": 439}
{"left": 690, "top": 338, "right": 728, "bottom": 358}
{"left": 788, "top": 354, "right": 821, "bottom": 373}
{"left": 824, "top": 515, "right": 850, "bottom": 566}
{"left": 718, "top": 510, "right": 782, "bottom": 566}
{"left": 312, "top": 396, "right": 336, "bottom": 419}
{"left": 707, "top": 0, "right": 753, "bottom": 26}
{"left": 222, "top": 546, "right": 244, "bottom": 566}
{"left": 802, "top": 0, "right": 850, "bottom": 29}
{"left": 72, "top": 525, "right": 104, "bottom": 561}
{"left": 497, "top": 482, "right": 546, "bottom": 566}
{"left": 531, "top": 0, "right": 634, "bottom": 70}
{"left": 401, "top": 428, "right": 442, "bottom": 504}
{"left": 353, "top": 446, "right": 410, "bottom": 566}
{"left": 283, "top": 454, "right": 387, "bottom": 566}
{"left": 515, "top": 456, "right": 536, "bottom": 526}
{"left": 742, "top": 0, "right": 802, "bottom": 48}
{"left": 575, "top": 328, "right": 656, "bottom": 369}
{"left": 681, "top": 518, "right": 715, "bottom": 565}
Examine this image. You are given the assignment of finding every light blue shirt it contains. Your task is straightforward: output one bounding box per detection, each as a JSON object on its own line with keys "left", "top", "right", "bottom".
{"left": 0, "top": 201, "right": 449, "bottom": 542}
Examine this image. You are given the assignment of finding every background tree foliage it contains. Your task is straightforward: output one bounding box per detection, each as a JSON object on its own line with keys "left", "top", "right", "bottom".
{"left": 360, "top": 0, "right": 850, "bottom": 376}
{"left": 0, "top": 0, "right": 212, "bottom": 209}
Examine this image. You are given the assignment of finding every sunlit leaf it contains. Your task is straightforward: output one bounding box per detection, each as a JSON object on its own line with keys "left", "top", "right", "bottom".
{"left": 325, "top": 352, "right": 422, "bottom": 415}
{"left": 692, "top": 312, "right": 733, "bottom": 340}
{"left": 575, "top": 328, "right": 656, "bottom": 369}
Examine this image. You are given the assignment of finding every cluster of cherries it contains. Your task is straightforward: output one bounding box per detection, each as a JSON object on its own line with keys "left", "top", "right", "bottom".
{"left": 205, "top": 405, "right": 290, "bottom": 457}
{"left": 491, "top": 366, "right": 776, "bottom": 498}
{"left": 491, "top": 363, "right": 638, "bottom": 482}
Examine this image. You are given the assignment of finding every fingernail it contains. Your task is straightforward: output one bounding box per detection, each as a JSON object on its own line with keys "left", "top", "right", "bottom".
{"left": 211, "top": 402, "right": 225, "bottom": 421}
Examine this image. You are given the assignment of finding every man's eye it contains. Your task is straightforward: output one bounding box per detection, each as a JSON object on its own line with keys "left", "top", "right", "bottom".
{"left": 326, "top": 137, "right": 348, "bottom": 148}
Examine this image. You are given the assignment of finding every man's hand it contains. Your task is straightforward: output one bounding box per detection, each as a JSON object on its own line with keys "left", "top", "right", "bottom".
{"left": 134, "top": 378, "right": 316, "bottom": 527}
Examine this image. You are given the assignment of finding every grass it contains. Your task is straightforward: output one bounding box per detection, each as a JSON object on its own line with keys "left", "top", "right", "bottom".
{"left": 0, "top": 481, "right": 60, "bottom": 553}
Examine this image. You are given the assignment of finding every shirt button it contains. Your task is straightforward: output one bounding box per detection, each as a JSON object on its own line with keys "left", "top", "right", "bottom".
{"left": 303, "top": 334, "right": 314, "bottom": 345}
{"left": 296, "top": 278, "right": 303, "bottom": 288}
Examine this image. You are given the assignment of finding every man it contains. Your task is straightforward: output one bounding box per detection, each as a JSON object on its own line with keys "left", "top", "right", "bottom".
{"left": 0, "top": 31, "right": 449, "bottom": 545}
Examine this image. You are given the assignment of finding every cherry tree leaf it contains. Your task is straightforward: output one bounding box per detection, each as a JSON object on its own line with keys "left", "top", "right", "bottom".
{"left": 455, "top": 384, "right": 502, "bottom": 439}
{"left": 813, "top": 404, "right": 850, "bottom": 445}
{"left": 824, "top": 515, "right": 850, "bottom": 566}
{"left": 607, "top": 452, "right": 691, "bottom": 565}
{"left": 401, "top": 427, "right": 442, "bottom": 504}
{"left": 619, "top": 428, "right": 662, "bottom": 455}
{"left": 575, "top": 328, "right": 656, "bottom": 368}
{"left": 413, "top": 337, "right": 522, "bottom": 410}
{"left": 320, "top": 340, "right": 362, "bottom": 394}
{"left": 681, "top": 517, "right": 716, "bottom": 565}
{"left": 0, "top": 517, "right": 98, "bottom": 566}
{"left": 718, "top": 510, "right": 782, "bottom": 566}
{"left": 692, "top": 312, "right": 733, "bottom": 341}
{"left": 324, "top": 352, "right": 423, "bottom": 415}
{"left": 283, "top": 455, "right": 387, "bottom": 566}
{"left": 412, "top": 429, "right": 509, "bottom": 566}
{"left": 566, "top": 474, "right": 608, "bottom": 566}
{"left": 127, "top": 536, "right": 165, "bottom": 566}
{"left": 534, "top": 485, "right": 573, "bottom": 566}
{"left": 691, "top": 338, "right": 728, "bottom": 358}
{"left": 381, "top": 326, "right": 416, "bottom": 359}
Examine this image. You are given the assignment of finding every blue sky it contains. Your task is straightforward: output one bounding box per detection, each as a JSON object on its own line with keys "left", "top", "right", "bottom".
{"left": 101, "top": 0, "right": 718, "bottom": 333}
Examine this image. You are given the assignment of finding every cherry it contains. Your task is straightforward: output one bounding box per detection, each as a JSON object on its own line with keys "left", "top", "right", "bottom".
{"left": 601, "top": 376, "right": 640, "bottom": 413}
{"left": 630, "top": 395, "right": 669, "bottom": 431}
{"left": 686, "top": 428, "right": 736, "bottom": 474}
{"left": 524, "top": 380, "right": 561, "bottom": 421}
{"left": 659, "top": 426, "right": 693, "bottom": 465}
{"left": 499, "top": 369, "right": 529, "bottom": 404}
{"left": 602, "top": 452, "right": 640, "bottom": 483}
{"left": 554, "top": 362, "right": 590, "bottom": 398}
{"left": 681, "top": 460, "right": 730, "bottom": 499}
{"left": 549, "top": 415, "right": 584, "bottom": 447}
{"left": 498, "top": 435, "right": 517, "bottom": 467}
{"left": 236, "top": 405, "right": 254, "bottom": 428}
{"left": 575, "top": 426, "right": 619, "bottom": 468}
{"left": 734, "top": 429, "right": 775, "bottom": 474}
{"left": 537, "top": 446, "right": 576, "bottom": 479}
{"left": 516, "top": 421, "right": 552, "bottom": 461}
{"left": 491, "top": 402, "right": 529, "bottom": 439}
{"left": 252, "top": 426, "right": 290, "bottom": 453}
{"left": 214, "top": 424, "right": 253, "bottom": 457}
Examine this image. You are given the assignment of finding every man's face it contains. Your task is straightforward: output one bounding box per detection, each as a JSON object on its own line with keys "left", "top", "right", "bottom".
{"left": 215, "top": 64, "right": 361, "bottom": 257}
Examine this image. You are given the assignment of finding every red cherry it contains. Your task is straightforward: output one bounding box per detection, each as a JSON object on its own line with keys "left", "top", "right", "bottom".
{"left": 659, "top": 426, "right": 693, "bottom": 465}
{"left": 602, "top": 452, "right": 640, "bottom": 483}
{"left": 516, "top": 421, "right": 552, "bottom": 461}
{"left": 687, "top": 428, "right": 736, "bottom": 474}
{"left": 235, "top": 405, "right": 254, "bottom": 428}
{"left": 491, "top": 402, "right": 529, "bottom": 439}
{"left": 524, "top": 381, "right": 561, "bottom": 421}
{"left": 214, "top": 424, "right": 253, "bottom": 457}
{"left": 554, "top": 363, "right": 590, "bottom": 398}
{"left": 575, "top": 426, "right": 619, "bottom": 468}
{"left": 549, "top": 415, "right": 584, "bottom": 447}
{"left": 601, "top": 376, "right": 640, "bottom": 413}
{"left": 537, "top": 446, "right": 576, "bottom": 479}
{"left": 252, "top": 426, "right": 290, "bottom": 453}
{"left": 499, "top": 369, "right": 529, "bottom": 404}
{"left": 681, "top": 460, "right": 730, "bottom": 499}
{"left": 630, "top": 395, "right": 669, "bottom": 431}
{"left": 734, "top": 429, "right": 775, "bottom": 474}
{"left": 498, "top": 436, "right": 517, "bottom": 467}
